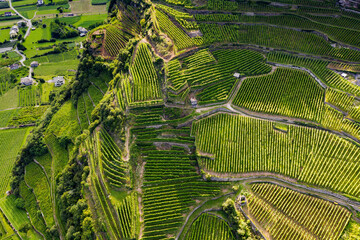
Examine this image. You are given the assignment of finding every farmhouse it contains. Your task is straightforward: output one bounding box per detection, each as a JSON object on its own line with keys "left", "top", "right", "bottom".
{"left": 9, "top": 63, "right": 20, "bottom": 70}
{"left": 78, "top": 27, "right": 88, "bottom": 37}
{"left": 4, "top": 12, "right": 11, "bottom": 17}
{"left": 53, "top": 76, "right": 65, "bottom": 87}
{"left": 21, "top": 77, "right": 33, "bottom": 86}
{"left": 30, "top": 61, "right": 39, "bottom": 68}
{"left": 11, "top": 25, "right": 18, "bottom": 32}
{"left": 10, "top": 30, "right": 17, "bottom": 38}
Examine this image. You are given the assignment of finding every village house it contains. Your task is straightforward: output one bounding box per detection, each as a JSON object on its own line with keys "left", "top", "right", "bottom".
{"left": 53, "top": 76, "right": 65, "bottom": 87}
{"left": 78, "top": 27, "right": 88, "bottom": 37}
{"left": 4, "top": 12, "right": 12, "bottom": 17}
{"left": 9, "top": 63, "right": 20, "bottom": 70}
{"left": 10, "top": 25, "right": 19, "bottom": 38}
{"left": 21, "top": 77, "right": 33, "bottom": 86}
{"left": 30, "top": 61, "right": 39, "bottom": 68}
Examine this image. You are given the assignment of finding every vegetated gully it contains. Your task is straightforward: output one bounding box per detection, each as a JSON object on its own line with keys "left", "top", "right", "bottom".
{"left": 165, "top": 60, "right": 360, "bottom": 237}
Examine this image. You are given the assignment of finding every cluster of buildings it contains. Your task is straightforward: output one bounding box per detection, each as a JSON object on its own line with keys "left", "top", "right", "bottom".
{"left": 20, "top": 75, "right": 65, "bottom": 87}
{"left": 9, "top": 20, "right": 27, "bottom": 38}
{"left": 78, "top": 27, "right": 88, "bottom": 37}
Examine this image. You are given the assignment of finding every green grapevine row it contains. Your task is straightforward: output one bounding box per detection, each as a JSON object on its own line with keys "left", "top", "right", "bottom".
{"left": 184, "top": 213, "right": 235, "bottom": 240}
{"left": 131, "top": 107, "right": 222, "bottom": 240}
{"left": 155, "top": 9, "right": 196, "bottom": 50}
{"left": 98, "top": 129, "right": 127, "bottom": 188}
{"left": 325, "top": 88, "right": 355, "bottom": 112}
{"left": 116, "top": 192, "right": 139, "bottom": 239}
{"left": 129, "top": 43, "right": 163, "bottom": 106}
{"left": 195, "top": 13, "right": 360, "bottom": 48}
{"left": 248, "top": 183, "right": 351, "bottom": 240}
{"left": 199, "top": 23, "right": 360, "bottom": 62}
{"left": 167, "top": 49, "right": 271, "bottom": 104}
{"left": 267, "top": 52, "right": 360, "bottom": 96}
{"left": 192, "top": 113, "right": 360, "bottom": 197}
{"left": 233, "top": 67, "right": 324, "bottom": 122}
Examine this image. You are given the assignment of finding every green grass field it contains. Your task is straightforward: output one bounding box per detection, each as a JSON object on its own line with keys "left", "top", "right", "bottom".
{"left": 58, "top": 14, "right": 107, "bottom": 28}
{"left": 0, "top": 28, "right": 10, "bottom": 42}
{"left": 35, "top": 153, "right": 52, "bottom": 181}
{"left": 0, "top": 109, "right": 16, "bottom": 127}
{"left": 25, "top": 162, "right": 54, "bottom": 226}
{"left": 45, "top": 100, "right": 81, "bottom": 140}
{"left": 14, "top": 5, "right": 37, "bottom": 19}
{"left": 44, "top": 133, "right": 69, "bottom": 177}
{"left": 0, "top": 87, "right": 19, "bottom": 110}
{"left": 12, "top": 0, "right": 37, "bottom": 7}
{"left": 34, "top": 59, "right": 79, "bottom": 77}
{"left": 0, "top": 195, "right": 42, "bottom": 239}
{"left": 0, "top": 128, "right": 32, "bottom": 197}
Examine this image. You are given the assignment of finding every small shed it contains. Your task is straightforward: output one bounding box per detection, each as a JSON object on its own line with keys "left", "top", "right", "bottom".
{"left": 341, "top": 73, "right": 348, "bottom": 78}
{"left": 233, "top": 72, "right": 241, "bottom": 78}
{"left": 190, "top": 97, "right": 197, "bottom": 107}
{"left": 21, "top": 77, "right": 33, "bottom": 86}
{"left": 30, "top": 61, "right": 39, "bottom": 68}
{"left": 37, "top": 0, "right": 44, "bottom": 5}
{"left": 54, "top": 76, "right": 65, "bottom": 87}
{"left": 234, "top": 72, "right": 244, "bottom": 78}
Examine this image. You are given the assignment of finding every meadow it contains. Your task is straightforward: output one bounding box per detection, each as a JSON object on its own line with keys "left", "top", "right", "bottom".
{"left": 0, "top": 128, "right": 31, "bottom": 197}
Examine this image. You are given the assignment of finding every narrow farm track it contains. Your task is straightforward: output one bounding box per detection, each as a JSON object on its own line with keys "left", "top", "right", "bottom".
{"left": 209, "top": 174, "right": 360, "bottom": 221}
{"left": 175, "top": 192, "right": 234, "bottom": 240}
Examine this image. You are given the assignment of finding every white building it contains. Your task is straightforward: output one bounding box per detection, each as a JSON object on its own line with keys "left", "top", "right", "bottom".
{"left": 341, "top": 73, "right": 348, "bottom": 78}
{"left": 10, "top": 30, "right": 17, "bottom": 38}
{"left": 21, "top": 77, "right": 33, "bottom": 86}
{"left": 37, "top": 0, "right": 44, "bottom": 5}
{"left": 78, "top": 27, "right": 88, "bottom": 37}
{"left": 30, "top": 61, "right": 39, "bottom": 68}
{"left": 54, "top": 76, "right": 65, "bottom": 87}
{"left": 190, "top": 97, "right": 197, "bottom": 107}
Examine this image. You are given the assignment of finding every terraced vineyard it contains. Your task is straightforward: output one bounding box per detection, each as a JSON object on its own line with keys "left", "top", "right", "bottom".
{"left": 184, "top": 213, "right": 235, "bottom": 240}
{"left": 248, "top": 183, "right": 351, "bottom": 240}
{"left": 4, "top": 1, "right": 360, "bottom": 240}
{"left": 192, "top": 113, "right": 360, "bottom": 197}
{"left": 128, "top": 43, "right": 163, "bottom": 106}
{"left": 132, "top": 107, "right": 223, "bottom": 240}
{"left": 234, "top": 67, "right": 324, "bottom": 122}
{"left": 155, "top": 9, "right": 196, "bottom": 50}
{"left": 267, "top": 52, "right": 360, "bottom": 96}
{"left": 200, "top": 24, "right": 360, "bottom": 62}
{"left": 167, "top": 49, "right": 271, "bottom": 104}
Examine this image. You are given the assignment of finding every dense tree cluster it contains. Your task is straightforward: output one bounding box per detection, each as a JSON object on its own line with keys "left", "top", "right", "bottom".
{"left": 57, "top": 153, "right": 94, "bottom": 240}
{"left": 222, "top": 198, "right": 258, "bottom": 240}
{"left": 50, "top": 19, "right": 79, "bottom": 39}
